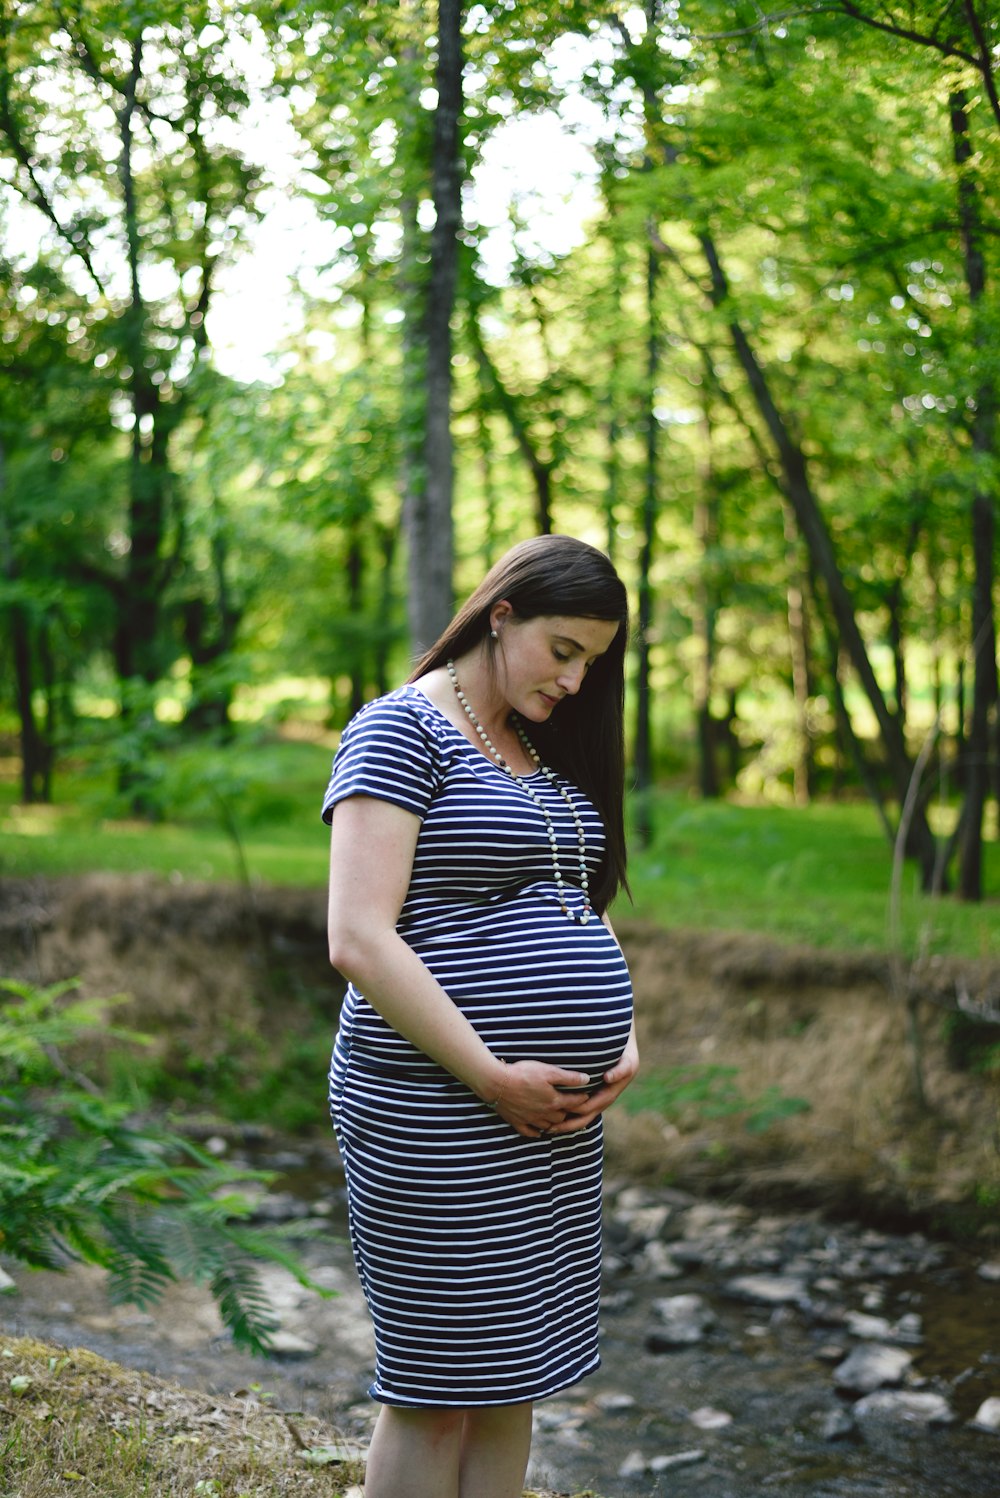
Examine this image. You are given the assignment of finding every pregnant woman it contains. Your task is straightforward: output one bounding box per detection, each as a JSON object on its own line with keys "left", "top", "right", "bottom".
{"left": 323, "top": 534, "right": 637, "bottom": 1498}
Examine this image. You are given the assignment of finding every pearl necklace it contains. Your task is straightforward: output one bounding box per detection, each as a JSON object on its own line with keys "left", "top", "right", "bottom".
{"left": 446, "top": 659, "right": 592, "bottom": 925}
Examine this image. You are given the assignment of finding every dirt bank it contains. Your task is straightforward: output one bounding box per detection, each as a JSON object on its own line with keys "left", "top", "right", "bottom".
{"left": 2, "top": 873, "right": 998, "bottom": 1232}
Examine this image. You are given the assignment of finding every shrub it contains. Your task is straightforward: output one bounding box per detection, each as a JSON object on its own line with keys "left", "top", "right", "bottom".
{"left": 0, "top": 979, "right": 329, "bottom": 1352}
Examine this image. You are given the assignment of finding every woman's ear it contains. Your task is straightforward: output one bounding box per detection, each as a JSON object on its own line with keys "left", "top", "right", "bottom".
{"left": 490, "top": 599, "right": 514, "bottom": 634}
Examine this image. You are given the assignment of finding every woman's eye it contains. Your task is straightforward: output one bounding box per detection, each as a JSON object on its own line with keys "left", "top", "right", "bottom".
{"left": 553, "top": 650, "right": 570, "bottom": 663}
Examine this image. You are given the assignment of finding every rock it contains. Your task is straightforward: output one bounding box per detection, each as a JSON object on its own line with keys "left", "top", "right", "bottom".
{"left": 646, "top": 1294, "right": 715, "bottom": 1351}
{"left": 649, "top": 1449, "right": 706, "bottom": 1471}
{"left": 636, "top": 1240, "right": 685, "bottom": 1279}
{"left": 970, "top": 1396, "right": 1000, "bottom": 1433}
{"left": 594, "top": 1391, "right": 637, "bottom": 1413}
{"left": 614, "top": 1184, "right": 662, "bottom": 1212}
{"left": 834, "top": 1344, "right": 913, "bottom": 1393}
{"left": 682, "top": 1202, "right": 748, "bottom": 1240}
{"left": 668, "top": 1241, "right": 709, "bottom": 1268}
{"left": 250, "top": 1191, "right": 313, "bottom": 1223}
{"left": 820, "top": 1407, "right": 857, "bottom": 1441}
{"left": 689, "top": 1405, "right": 732, "bottom": 1429}
{"left": 619, "top": 1445, "right": 708, "bottom": 1474}
{"left": 534, "top": 1406, "right": 584, "bottom": 1433}
{"left": 845, "top": 1311, "right": 892, "bottom": 1340}
{"left": 725, "top": 1274, "right": 809, "bottom": 1307}
{"left": 977, "top": 1260, "right": 1000, "bottom": 1283}
{"left": 815, "top": 1343, "right": 847, "bottom": 1363}
{"left": 265, "top": 1329, "right": 318, "bottom": 1360}
{"left": 892, "top": 1313, "right": 924, "bottom": 1345}
{"left": 0, "top": 1267, "right": 17, "bottom": 1294}
{"left": 613, "top": 1204, "right": 672, "bottom": 1242}
{"left": 853, "top": 1391, "right": 955, "bottom": 1426}
{"left": 618, "top": 1449, "right": 648, "bottom": 1477}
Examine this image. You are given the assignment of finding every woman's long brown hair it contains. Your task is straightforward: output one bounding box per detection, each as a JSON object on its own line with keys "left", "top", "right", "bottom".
{"left": 408, "top": 535, "right": 630, "bottom": 914}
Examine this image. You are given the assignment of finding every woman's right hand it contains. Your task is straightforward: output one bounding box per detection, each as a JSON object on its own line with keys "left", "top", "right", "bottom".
{"left": 494, "top": 1060, "right": 590, "bottom": 1139}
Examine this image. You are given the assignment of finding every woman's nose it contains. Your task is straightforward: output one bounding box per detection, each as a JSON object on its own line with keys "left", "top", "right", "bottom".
{"left": 557, "top": 662, "right": 587, "bottom": 695}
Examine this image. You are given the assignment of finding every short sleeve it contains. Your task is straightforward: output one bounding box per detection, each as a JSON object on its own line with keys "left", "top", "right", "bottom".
{"left": 320, "top": 695, "right": 440, "bottom": 824}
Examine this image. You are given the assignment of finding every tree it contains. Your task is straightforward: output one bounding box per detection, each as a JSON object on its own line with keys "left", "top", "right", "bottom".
{"left": 0, "top": 0, "right": 263, "bottom": 736}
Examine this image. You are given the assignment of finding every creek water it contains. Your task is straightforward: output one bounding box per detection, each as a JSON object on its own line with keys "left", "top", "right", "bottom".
{"left": 3, "top": 1137, "right": 999, "bottom": 1497}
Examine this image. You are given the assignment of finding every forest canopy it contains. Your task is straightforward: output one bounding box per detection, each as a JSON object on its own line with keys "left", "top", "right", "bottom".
{"left": 0, "top": 0, "right": 997, "bottom": 898}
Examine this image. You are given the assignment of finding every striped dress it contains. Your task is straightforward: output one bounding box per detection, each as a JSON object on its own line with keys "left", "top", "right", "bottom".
{"left": 321, "top": 686, "right": 633, "bottom": 1408}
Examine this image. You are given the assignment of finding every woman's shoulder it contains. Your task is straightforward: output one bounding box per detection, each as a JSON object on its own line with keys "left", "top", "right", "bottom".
{"left": 347, "top": 684, "right": 446, "bottom": 731}
{"left": 339, "top": 684, "right": 457, "bottom": 757}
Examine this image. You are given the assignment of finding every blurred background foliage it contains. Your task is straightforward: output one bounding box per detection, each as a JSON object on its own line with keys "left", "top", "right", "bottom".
{"left": 0, "top": 0, "right": 998, "bottom": 927}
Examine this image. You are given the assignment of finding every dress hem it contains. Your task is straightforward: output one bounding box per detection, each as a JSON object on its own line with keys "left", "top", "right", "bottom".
{"left": 367, "top": 1353, "right": 601, "bottom": 1410}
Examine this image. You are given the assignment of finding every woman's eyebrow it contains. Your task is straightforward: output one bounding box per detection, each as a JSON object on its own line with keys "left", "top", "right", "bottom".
{"left": 556, "top": 633, "right": 604, "bottom": 658}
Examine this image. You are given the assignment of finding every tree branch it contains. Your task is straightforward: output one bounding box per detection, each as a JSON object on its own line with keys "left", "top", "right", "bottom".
{"left": 962, "top": 0, "right": 1000, "bottom": 131}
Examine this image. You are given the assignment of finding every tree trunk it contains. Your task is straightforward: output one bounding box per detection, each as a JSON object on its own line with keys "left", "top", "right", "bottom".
{"left": 347, "top": 525, "right": 365, "bottom": 720}
{"left": 375, "top": 523, "right": 398, "bottom": 699}
{"left": 603, "top": 228, "right": 626, "bottom": 562}
{"left": 470, "top": 316, "right": 554, "bottom": 534}
{"left": 951, "top": 90, "right": 998, "bottom": 901}
{"left": 405, "top": 0, "right": 462, "bottom": 653}
{"left": 695, "top": 228, "right": 938, "bottom": 883}
{"left": 782, "top": 500, "right": 814, "bottom": 805}
{"left": 476, "top": 399, "right": 498, "bottom": 570}
{"left": 633, "top": 243, "right": 659, "bottom": 845}
{"left": 694, "top": 402, "right": 720, "bottom": 798}
{"left": 0, "top": 439, "right": 51, "bottom": 802}
{"left": 116, "top": 36, "right": 170, "bottom": 692}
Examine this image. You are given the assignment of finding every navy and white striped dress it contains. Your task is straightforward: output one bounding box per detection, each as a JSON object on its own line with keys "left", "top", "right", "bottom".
{"left": 321, "top": 686, "right": 633, "bottom": 1408}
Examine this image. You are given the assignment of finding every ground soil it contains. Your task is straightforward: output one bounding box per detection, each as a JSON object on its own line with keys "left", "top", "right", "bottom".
{"left": 1, "top": 872, "right": 998, "bottom": 1233}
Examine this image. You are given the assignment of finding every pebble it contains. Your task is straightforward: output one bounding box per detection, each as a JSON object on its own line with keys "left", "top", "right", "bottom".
{"left": 613, "top": 1204, "right": 673, "bottom": 1241}
{"left": 977, "top": 1260, "right": 1000, "bottom": 1283}
{"left": 266, "top": 1329, "right": 319, "bottom": 1359}
{"left": 689, "top": 1405, "right": 733, "bottom": 1429}
{"left": 725, "top": 1273, "right": 809, "bottom": 1306}
{"left": 970, "top": 1396, "right": 1000, "bottom": 1433}
{"left": 647, "top": 1293, "right": 715, "bottom": 1350}
{"left": 844, "top": 1310, "right": 892, "bottom": 1340}
{"left": 820, "top": 1407, "right": 857, "bottom": 1441}
{"left": 834, "top": 1344, "right": 913, "bottom": 1393}
{"left": 650, "top": 1449, "right": 707, "bottom": 1471}
{"left": 620, "top": 1448, "right": 706, "bottom": 1476}
{"left": 619, "top": 1449, "right": 649, "bottom": 1477}
{"left": 636, "top": 1240, "right": 685, "bottom": 1278}
{"left": 853, "top": 1390, "right": 955, "bottom": 1426}
{"left": 892, "top": 1313, "right": 924, "bottom": 1345}
{"left": 594, "top": 1391, "right": 637, "bottom": 1412}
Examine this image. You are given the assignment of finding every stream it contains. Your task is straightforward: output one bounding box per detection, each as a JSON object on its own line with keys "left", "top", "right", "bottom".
{"left": 3, "top": 1134, "right": 999, "bottom": 1497}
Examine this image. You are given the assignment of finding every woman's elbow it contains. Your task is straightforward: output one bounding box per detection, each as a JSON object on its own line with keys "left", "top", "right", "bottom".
{"left": 327, "top": 923, "right": 360, "bottom": 975}
{"left": 327, "top": 916, "right": 389, "bottom": 979}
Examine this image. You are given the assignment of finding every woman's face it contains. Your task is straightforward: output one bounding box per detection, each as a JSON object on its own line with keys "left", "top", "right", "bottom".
{"left": 490, "top": 608, "right": 620, "bottom": 722}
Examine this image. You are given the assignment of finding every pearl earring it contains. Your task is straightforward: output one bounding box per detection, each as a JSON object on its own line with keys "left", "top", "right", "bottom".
{"left": 490, "top": 629, "right": 498, "bottom": 640}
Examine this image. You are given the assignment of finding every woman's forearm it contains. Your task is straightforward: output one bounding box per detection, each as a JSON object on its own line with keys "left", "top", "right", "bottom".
{"left": 329, "top": 924, "right": 507, "bottom": 1102}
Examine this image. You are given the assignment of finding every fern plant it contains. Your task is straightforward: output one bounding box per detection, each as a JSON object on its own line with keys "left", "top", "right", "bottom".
{"left": 0, "top": 978, "right": 330, "bottom": 1352}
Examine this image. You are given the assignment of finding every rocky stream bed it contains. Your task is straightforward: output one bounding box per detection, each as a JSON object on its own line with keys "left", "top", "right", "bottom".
{"left": 3, "top": 1134, "right": 999, "bottom": 1498}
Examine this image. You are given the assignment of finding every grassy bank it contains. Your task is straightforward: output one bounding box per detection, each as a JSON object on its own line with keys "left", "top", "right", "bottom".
{"left": 0, "top": 1335, "right": 596, "bottom": 1498}
{"left": 2, "top": 731, "right": 997, "bottom": 959}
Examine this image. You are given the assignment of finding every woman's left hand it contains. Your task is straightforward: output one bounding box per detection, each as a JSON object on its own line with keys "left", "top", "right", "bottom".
{"left": 550, "top": 1028, "right": 639, "bottom": 1134}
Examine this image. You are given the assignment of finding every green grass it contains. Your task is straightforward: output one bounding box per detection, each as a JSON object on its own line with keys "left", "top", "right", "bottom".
{"left": 1, "top": 729, "right": 997, "bottom": 960}
{"left": 627, "top": 792, "right": 1000, "bottom": 959}
{"left": 0, "top": 732, "right": 336, "bottom": 886}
